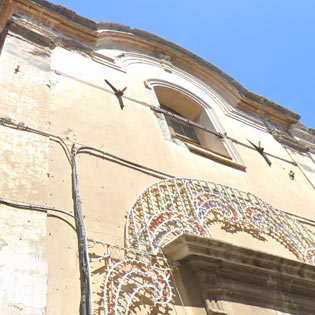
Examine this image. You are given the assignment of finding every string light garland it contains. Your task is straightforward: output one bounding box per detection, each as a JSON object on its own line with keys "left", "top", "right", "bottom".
{"left": 88, "top": 177, "right": 315, "bottom": 315}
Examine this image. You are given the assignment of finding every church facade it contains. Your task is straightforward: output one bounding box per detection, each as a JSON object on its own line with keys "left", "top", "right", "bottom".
{"left": 0, "top": 1, "right": 315, "bottom": 314}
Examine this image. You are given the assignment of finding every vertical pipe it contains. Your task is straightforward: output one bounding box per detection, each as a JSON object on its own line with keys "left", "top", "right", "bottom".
{"left": 71, "top": 144, "right": 91, "bottom": 315}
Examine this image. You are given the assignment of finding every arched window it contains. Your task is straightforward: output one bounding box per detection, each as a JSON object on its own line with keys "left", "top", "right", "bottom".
{"left": 153, "top": 85, "right": 241, "bottom": 162}
{"left": 146, "top": 81, "right": 245, "bottom": 169}
{"left": 160, "top": 105, "right": 200, "bottom": 144}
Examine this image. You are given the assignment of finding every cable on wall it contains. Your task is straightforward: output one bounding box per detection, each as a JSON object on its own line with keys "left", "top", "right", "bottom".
{"left": 1, "top": 119, "right": 314, "bottom": 226}
{"left": 0, "top": 117, "right": 72, "bottom": 165}
{"left": 0, "top": 196, "right": 78, "bottom": 221}
{"left": 77, "top": 146, "right": 174, "bottom": 179}
{"left": 72, "top": 145, "right": 92, "bottom": 315}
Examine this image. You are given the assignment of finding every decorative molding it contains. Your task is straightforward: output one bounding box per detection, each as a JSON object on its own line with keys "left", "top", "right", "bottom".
{"left": 156, "top": 51, "right": 171, "bottom": 62}
{"left": 268, "top": 128, "right": 310, "bottom": 153}
{"left": 0, "top": 0, "right": 13, "bottom": 32}
{"left": 88, "top": 178, "right": 315, "bottom": 314}
{"left": 290, "top": 124, "right": 315, "bottom": 153}
{"left": 202, "top": 291, "right": 227, "bottom": 315}
{"left": 236, "top": 98, "right": 298, "bottom": 130}
{"left": 145, "top": 79, "right": 246, "bottom": 167}
{"left": 185, "top": 142, "right": 246, "bottom": 171}
{"left": 7, "top": 0, "right": 302, "bottom": 129}
{"left": 225, "top": 107, "right": 268, "bottom": 133}
{"left": 9, "top": 16, "right": 56, "bottom": 48}
{"left": 156, "top": 51, "right": 172, "bottom": 72}
{"left": 163, "top": 234, "right": 315, "bottom": 314}
{"left": 87, "top": 51, "right": 125, "bottom": 72}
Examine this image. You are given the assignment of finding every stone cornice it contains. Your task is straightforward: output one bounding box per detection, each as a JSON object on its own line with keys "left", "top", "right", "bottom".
{"left": 13, "top": 0, "right": 97, "bottom": 45}
{"left": 7, "top": 0, "right": 302, "bottom": 129}
{"left": 163, "top": 234, "right": 315, "bottom": 274}
{"left": 163, "top": 234, "right": 315, "bottom": 286}
{"left": 268, "top": 128, "right": 311, "bottom": 153}
{"left": 291, "top": 124, "right": 315, "bottom": 149}
{"left": 9, "top": 16, "right": 56, "bottom": 48}
{"left": 163, "top": 234, "right": 315, "bottom": 314}
{"left": 237, "top": 98, "right": 299, "bottom": 130}
{"left": 0, "top": 0, "right": 13, "bottom": 32}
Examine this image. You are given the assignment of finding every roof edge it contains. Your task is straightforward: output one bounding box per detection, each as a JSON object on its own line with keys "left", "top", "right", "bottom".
{"left": 13, "top": 0, "right": 301, "bottom": 125}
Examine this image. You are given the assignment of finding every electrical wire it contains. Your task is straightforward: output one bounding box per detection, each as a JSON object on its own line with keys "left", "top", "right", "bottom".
{"left": 77, "top": 146, "right": 174, "bottom": 179}
{"left": 0, "top": 196, "right": 77, "bottom": 221}
{"left": 0, "top": 118, "right": 72, "bottom": 165}
{"left": 0, "top": 116, "right": 298, "bottom": 175}
{"left": 1, "top": 116, "right": 315, "bottom": 315}
{"left": 1, "top": 119, "right": 314, "bottom": 226}
{"left": 71, "top": 145, "right": 92, "bottom": 315}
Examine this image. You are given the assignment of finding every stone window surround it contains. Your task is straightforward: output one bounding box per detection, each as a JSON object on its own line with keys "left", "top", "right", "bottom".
{"left": 146, "top": 79, "right": 246, "bottom": 170}
{"left": 163, "top": 234, "right": 315, "bottom": 315}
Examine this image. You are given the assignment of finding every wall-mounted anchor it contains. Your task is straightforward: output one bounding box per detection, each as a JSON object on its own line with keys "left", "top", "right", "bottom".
{"left": 247, "top": 139, "right": 272, "bottom": 166}
{"left": 104, "top": 79, "right": 127, "bottom": 110}
{"left": 14, "top": 65, "right": 20, "bottom": 74}
{"left": 289, "top": 170, "right": 295, "bottom": 180}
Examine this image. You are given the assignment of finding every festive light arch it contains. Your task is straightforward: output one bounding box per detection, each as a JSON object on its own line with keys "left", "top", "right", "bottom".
{"left": 89, "top": 178, "right": 315, "bottom": 315}
{"left": 126, "top": 178, "right": 314, "bottom": 261}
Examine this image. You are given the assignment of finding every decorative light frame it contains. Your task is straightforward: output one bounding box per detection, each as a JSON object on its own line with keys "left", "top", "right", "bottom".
{"left": 89, "top": 178, "right": 315, "bottom": 315}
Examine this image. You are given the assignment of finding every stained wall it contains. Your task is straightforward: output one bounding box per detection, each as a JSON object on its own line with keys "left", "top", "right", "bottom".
{"left": 0, "top": 3, "right": 314, "bottom": 314}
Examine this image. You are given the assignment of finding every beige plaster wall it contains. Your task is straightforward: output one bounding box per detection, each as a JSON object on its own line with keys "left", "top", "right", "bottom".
{"left": 49, "top": 46, "right": 315, "bottom": 217}
{"left": 1, "top": 18, "right": 314, "bottom": 315}
{"left": 0, "top": 34, "right": 50, "bottom": 314}
{"left": 45, "top": 45, "right": 315, "bottom": 313}
{"left": 288, "top": 149, "right": 315, "bottom": 188}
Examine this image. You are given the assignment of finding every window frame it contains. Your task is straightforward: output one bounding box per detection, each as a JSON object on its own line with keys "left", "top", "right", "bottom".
{"left": 160, "top": 105, "right": 200, "bottom": 144}
{"left": 153, "top": 105, "right": 234, "bottom": 160}
{"left": 146, "top": 80, "right": 246, "bottom": 170}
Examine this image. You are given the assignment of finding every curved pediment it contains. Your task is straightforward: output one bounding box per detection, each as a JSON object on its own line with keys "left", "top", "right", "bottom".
{"left": 8, "top": 0, "right": 300, "bottom": 129}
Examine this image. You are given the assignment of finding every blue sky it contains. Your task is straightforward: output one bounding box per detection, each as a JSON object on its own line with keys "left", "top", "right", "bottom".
{"left": 50, "top": 0, "right": 315, "bottom": 128}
